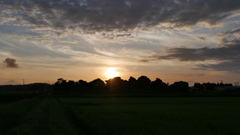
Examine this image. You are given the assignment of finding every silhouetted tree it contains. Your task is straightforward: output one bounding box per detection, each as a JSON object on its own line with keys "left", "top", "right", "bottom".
{"left": 193, "top": 83, "right": 205, "bottom": 91}
{"left": 106, "top": 77, "right": 126, "bottom": 91}
{"left": 77, "top": 80, "right": 88, "bottom": 90}
{"left": 203, "top": 83, "right": 216, "bottom": 91}
{"left": 170, "top": 81, "right": 189, "bottom": 92}
{"left": 137, "top": 76, "right": 151, "bottom": 88}
{"left": 129, "top": 76, "right": 137, "bottom": 84}
{"left": 56, "top": 78, "right": 65, "bottom": 84}
{"left": 89, "top": 78, "right": 105, "bottom": 90}
{"left": 128, "top": 76, "right": 137, "bottom": 90}
{"left": 54, "top": 78, "right": 67, "bottom": 92}
{"left": 78, "top": 80, "right": 88, "bottom": 86}
{"left": 66, "top": 80, "right": 76, "bottom": 91}
{"left": 151, "top": 78, "right": 168, "bottom": 91}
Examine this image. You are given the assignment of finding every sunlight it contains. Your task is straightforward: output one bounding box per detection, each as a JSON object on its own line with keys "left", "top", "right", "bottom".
{"left": 105, "top": 67, "right": 119, "bottom": 79}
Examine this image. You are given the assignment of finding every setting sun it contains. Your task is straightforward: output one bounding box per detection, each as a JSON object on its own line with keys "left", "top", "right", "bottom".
{"left": 105, "top": 67, "right": 119, "bottom": 79}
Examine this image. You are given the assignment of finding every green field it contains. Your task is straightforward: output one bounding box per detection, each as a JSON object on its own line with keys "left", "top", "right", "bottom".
{"left": 1, "top": 97, "right": 240, "bottom": 135}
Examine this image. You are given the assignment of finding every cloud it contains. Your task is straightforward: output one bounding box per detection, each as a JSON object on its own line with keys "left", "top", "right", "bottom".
{"left": 197, "top": 60, "right": 240, "bottom": 72}
{"left": 1, "top": 0, "right": 240, "bottom": 36}
{"left": 100, "top": 32, "right": 135, "bottom": 39}
{"left": 147, "top": 44, "right": 240, "bottom": 61}
{"left": 3, "top": 58, "right": 19, "bottom": 68}
{"left": 187, "top": 73, "right": 205, "bottom": 77}
{"left": 0, "top": 37, "right": 71, "bottom": 59}
{"left": 216, "top": 28, "right": 240, "bottom": 45}
{"left": 141, "top": 28, "right": 240, "bottom": 72}
{"left": 218, "top": 28, "right": 240, "bottom": 36}
{"left": 0, "top": 25, "right": 40, "bottom": 36}
{"left": 195, "top": 36, "right": 206, "bottom": 41}
{"left": 139, "top": 60, "right": 151, "bottom": 63}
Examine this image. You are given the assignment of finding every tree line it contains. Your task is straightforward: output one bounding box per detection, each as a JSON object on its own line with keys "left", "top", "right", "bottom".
{"left": 0, "top": 76, "right": 233, "bottom": 94}
{"left": 54, "top": 76, "right": 189, "bottom": 93}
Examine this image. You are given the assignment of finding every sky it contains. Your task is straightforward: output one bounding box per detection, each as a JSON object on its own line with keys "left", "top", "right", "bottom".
{"left": 0, "top": 0, "right": 240, "bottom": 85}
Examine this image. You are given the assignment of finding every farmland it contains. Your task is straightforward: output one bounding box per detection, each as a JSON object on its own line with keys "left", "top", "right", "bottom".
{"left": 1, "top": 96, "right": 240, "bottom": 135}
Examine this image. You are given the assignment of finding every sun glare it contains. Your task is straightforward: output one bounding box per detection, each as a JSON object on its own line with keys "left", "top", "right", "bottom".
{"left": 105, "top": 67, "right": 119, "bottom": 79}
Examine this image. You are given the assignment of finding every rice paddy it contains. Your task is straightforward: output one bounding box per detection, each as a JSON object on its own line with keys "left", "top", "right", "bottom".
{"left": 1, "top": 97, "right": 240, "bottom": 135}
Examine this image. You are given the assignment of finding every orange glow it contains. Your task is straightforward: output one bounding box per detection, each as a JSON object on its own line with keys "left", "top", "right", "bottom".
{"left": 104, "top": 67, "right": 119, "bottom": 79}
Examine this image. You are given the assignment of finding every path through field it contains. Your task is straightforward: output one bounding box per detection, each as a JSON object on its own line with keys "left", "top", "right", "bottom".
{"left": 1, "top": 98, "right": 86, "bottom": 135}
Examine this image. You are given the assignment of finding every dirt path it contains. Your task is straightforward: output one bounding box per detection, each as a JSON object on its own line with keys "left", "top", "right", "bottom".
{"left": 35, "top": 98, "right": 52, "bottom": 135}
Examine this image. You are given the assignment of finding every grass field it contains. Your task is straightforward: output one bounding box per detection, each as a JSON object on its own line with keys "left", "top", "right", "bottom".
{"left": 1, "top": 97, "right": 240, "bottom": 135}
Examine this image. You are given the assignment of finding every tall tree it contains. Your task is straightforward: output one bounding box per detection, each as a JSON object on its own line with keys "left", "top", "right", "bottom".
{"left": 170, "top": 81, "right": 189, "bottom": 92}
{"left": 137, "top": 76, "right": 151, "bottom": 88}
{"left": 106, "top": 77, "right": 126, "bottom": 91}
{"left": 89, "top": 78, "right": 106, "bottom": 90}
{"left": 151, "top": 78, "right": 168, "bottom": 90}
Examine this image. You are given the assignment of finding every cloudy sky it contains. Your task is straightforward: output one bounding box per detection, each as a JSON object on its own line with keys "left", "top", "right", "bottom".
{"left": 0, "top": 0, "right": 240, "bottom": 85}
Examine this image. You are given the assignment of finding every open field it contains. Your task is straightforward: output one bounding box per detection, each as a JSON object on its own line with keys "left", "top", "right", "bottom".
{"left": 1, "top": 97, "right": 240, "bottom": 135}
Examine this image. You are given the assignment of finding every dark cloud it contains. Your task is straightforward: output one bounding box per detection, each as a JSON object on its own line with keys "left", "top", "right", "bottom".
{"left": 217, "top": 28, "right": 240, "bottom": 44}
{"left": 142, "top": 29, "right": 240, "bottom": 72}
{"left": 195, "top": 36, "right": 206, "bottom": 41}
{"left": 147, "top": 44, "right": 240, "bottom": 61}
{"left": 139, "top": 59, "right": 150, "bottom": 63}
{"left": 197, "top": 60, "right": 240, "bottom": 72}
{"left": 1, "top": 0, "right": 240, "bottom": 35}
{"left": 187, "top": 73, "right": 205, "bottom": 77}
{"left": 3, "top": 58, "right": 19, "bottom": 68}
{"left": 100, "top": 32, "right": 135, "bottom": 39}
{"left": 218, "top": 28, "right": 240, "bottom": 36}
